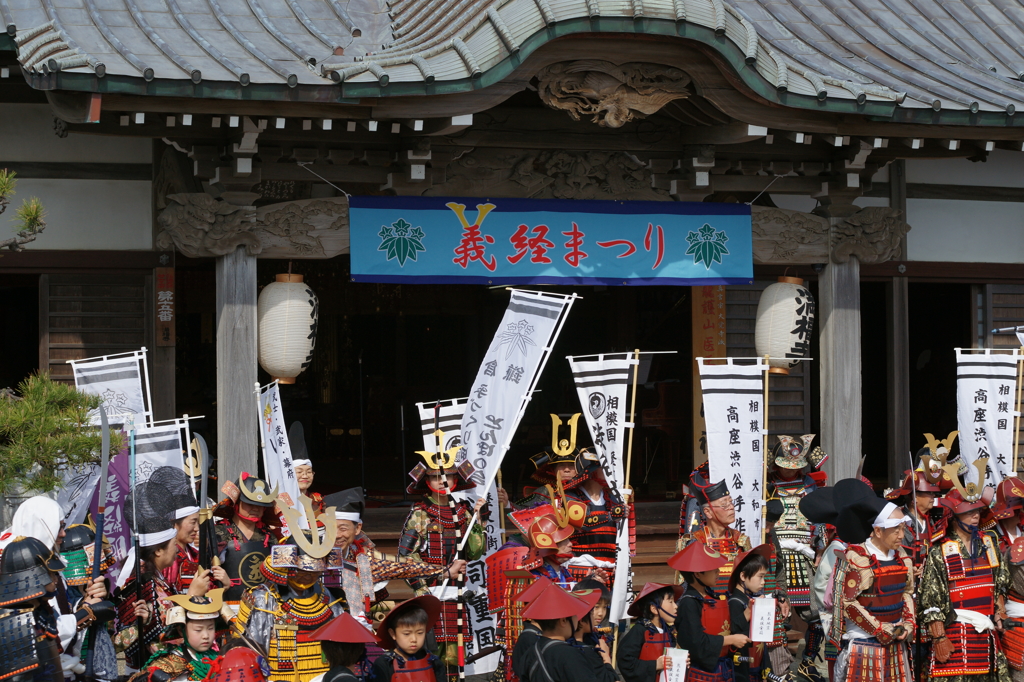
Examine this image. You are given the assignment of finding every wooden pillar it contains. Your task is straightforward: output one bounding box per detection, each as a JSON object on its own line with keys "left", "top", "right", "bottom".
{"left": 886, "top": 160, "right": 910, "bottom": 486}
{"left": 216, "top": 246, "right": 258, "bottom": 484}
{"left": 819, "top": 257, "right": 862, "bottom": 483}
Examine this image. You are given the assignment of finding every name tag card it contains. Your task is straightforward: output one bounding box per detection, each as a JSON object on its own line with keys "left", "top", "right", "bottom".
{"left": 750, "top": 597, "right": 777, "bottom": 642}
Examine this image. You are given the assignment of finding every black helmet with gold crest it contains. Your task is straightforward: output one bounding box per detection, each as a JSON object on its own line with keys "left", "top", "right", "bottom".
{"left": 406, "top": 428, "right": 477, "bottom": 495}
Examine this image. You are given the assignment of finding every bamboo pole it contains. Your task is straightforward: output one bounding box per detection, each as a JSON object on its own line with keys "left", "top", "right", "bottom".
{"left": 624, "top": 348, "right": 641, "bottom": 500}
{"left": 497, "top": 469, "right": 506, "bottom": 533}
{"left": 1015, "top": 347, "right": 1024, "bottom": 473}
{"left": 761, "top": 355, "right": 770, "bottom": 545}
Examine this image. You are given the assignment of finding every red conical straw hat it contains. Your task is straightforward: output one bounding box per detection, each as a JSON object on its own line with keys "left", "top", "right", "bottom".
{"left": 310, "top": 611, "right": 379, "bottom": 644}
{"left": 666, "top": 541, "right": 727, "bottom": 572}
{"left": 513, "top": 575, "right": 552, "bottom": 603}
{"left": 521, "top": 583, "right": 594, "bottom": 620}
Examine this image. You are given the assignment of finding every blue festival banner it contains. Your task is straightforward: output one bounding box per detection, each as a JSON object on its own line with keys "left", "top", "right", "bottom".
{"left": 349, "top": 196, "right": 753, "bottom": 285}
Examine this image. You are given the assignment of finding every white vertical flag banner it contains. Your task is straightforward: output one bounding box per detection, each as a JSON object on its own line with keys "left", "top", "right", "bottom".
{"left": 70, "top": 349, "right": 152, "bottom": 426}
{"left": 700, "top": 358, "right": 769, "bottom": 540}
{"left": 417, "top": 399, "right": 468, "bottom": 452}
{"left": 956, "top": 349, "right": 1022, "bottom": 486}
{"left": 259, "top": 383, "right": 304, "bottom": 526}
{"left": 568, "top": 352, "right": 637, "bottom": 624}
{"left": 56, "top": 464, "right": 102, "bottom": 526}
{"left": 459, "top": 289, "right": 577, "bottom": 676}
{"left": 133, "top": 422, "right": 184, "bottom": 480}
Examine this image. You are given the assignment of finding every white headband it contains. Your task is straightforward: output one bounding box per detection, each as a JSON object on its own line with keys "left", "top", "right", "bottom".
{"left": 293, "top": 460, "right": 313, "bottom": 468}
{"left": 335, "top": 512, "right": 362, "bottom": 523}
{"left": 139, "top": 527, "right": 177, "bottom": 547}
{"left": 872, "top": 502, "right": 911, "bottom": 529}
{"left": 175, "top": 505, "right": 200, "bottom": 519}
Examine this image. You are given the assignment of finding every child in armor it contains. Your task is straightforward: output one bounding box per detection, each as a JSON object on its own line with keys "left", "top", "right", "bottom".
{"left": 616, "top": 583, "right": 684, "bottom": 682}
{"left": 372, "top": 596, "right": 447, "bottom": 682}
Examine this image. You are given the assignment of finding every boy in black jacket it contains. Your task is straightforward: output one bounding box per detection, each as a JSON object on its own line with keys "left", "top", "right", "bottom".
{"left": 310, "top": 611, "right": 381, "bottom": 682}
{"left": 512, "top": 583, "right": 617, "bottom": 682}
{"left": 616, "top": 583, "right": 684, "bottom": 682}
{"left": 372, "top": 596, "right": 446, "bottom": 682}
{"left": 728, "top": 545, "right": 773, "bottom": 682}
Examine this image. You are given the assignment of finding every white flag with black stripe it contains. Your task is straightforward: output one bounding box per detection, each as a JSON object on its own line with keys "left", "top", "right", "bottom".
{"left": 417, "top": 398, "right": 468, "bottom": 454}
{"left": 70, "top": 350, "right": 151, "bottom": 426}
{"left": 700, "top": 358, "right": 768, "bottom": 540}
{"left": 133, "top": 422, "right": 184, "bottom": 482}
{"left": 568, "top": 352, "right": 638, "bottom": 623}
{"left": 956, "top": 349, "right": 1022, "bottom": 486}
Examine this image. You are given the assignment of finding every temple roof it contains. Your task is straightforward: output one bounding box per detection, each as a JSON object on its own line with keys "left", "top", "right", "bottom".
{"left": 4, "top": 0, "right": 1024, "bottom": 123}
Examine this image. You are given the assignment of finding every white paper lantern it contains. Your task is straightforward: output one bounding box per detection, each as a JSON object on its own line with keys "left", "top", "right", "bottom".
{"left": 754, "top": 276, "right": 815, "bottom": 375}
{"left": 258, "top": 273, "right": 319, "bottom": 384}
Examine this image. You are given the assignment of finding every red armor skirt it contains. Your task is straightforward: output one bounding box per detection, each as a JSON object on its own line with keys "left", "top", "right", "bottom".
{"left": 1003, "top": 620, "right": 1024, "bottom": 671}
{"left": 845, "top": 639, "right": 911, "bottom": 682}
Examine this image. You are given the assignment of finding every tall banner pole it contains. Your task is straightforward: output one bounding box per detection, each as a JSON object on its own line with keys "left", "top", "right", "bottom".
{"left": 761, "top": 355, "right": 770, "bottom": 545}
{"left": 1015, "top": 347, "right": 1024, "bottom": 473}
{"left": 624, "top": 348, "right": 641, "bottom": 499}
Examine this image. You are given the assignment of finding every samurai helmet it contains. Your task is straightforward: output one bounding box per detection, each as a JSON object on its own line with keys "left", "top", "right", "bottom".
{"left": 884, "top": 470, "right": 942, "bottom": 501}
{"left": 239, "top": 474, "right": 279, "bottom": 508}
{"left": 58, "top": 525, "right": 114, "bottom": 587}
{"left": 919, "top": 432, "right": 961, "bottom": 485}
{"left": 0, "top": 536, "right": 60, "bottom": 608}
{"left": 993, "top": 477, "right": 1024, "bottom": 520}
{"left": 407, "top": 429, "right": 477, "bottom": 494}
{"left": 530, "top": 414, "right": 582, "bottom": 469}
{"left": 204, "top": 646, "right": 269, "bottom": 682}
{"left": 772, "top": 434, "right": 816, "bottom": 470}
{"left": 508, "top": 504, "right": 577, "bottom": 555}
{"left": 278, "top": 495, "right": 339, "bottom": 561}
{"left": 163, "top": 588, "right": 231, "bottom": 640}
{"left": 688, "top": 462, "right": 730, "bottom": 507}
{"left": 942, "top": 455, "right": 989, "bottom": 504}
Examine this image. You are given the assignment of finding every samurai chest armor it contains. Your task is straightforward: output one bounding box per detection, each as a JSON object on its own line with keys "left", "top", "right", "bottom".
{"left": 854, "top": 555, "right": 909, "bottom": 625}
{"left": 221, "top": 538, "right": 271, "bottom": 602}
{"left": 773, "top": 480, "right": 814, "bottom": 605}
{"left": 238, "top": 587, "right": 333, "bottom": 682}
{"left": 414, "top": 501, "right": 469, "bottom": 565}
{"left": 694, "top": 529, "right": 744, "bottom": 594}
{"left": 0, "top": 607, "right": 62, "bottom": 682}
{"left": 699, "top": 595, "right": 733, "bottom": 658}
{"left": 930, "top": 537, "right": 1000, "bottom": 678}
{"left": 566, "top": 490, "right": 626, "bottom": 562}
{"left": 387, "top": 654, "right": 437, "bottom": 682}
{"left": 639, "top": 624, "right": 674, "bottom": 661}
{"left": 115, "top": 577, "right": 166, "bottom": 662}
{"left": 1004, "top": 539, "right": 1024, "bottom": 671}
{"left": 171, "top": 545, "right": 200, "bottom": 593}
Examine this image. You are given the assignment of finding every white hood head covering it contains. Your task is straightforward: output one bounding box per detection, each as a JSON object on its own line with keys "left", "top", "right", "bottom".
{"left": 0, "top": 495, "right": 63, "bottom": 551}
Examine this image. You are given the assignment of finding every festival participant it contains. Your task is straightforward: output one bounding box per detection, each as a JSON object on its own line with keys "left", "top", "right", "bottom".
{"left": 886, "top": 469, "right": 943, "bottom": 568}
{"left": 507, "top": 504, "right": 580, "bottom": 587}
{"left": 290, "top": 422, "right": 324, "bottom": 514}
{"left": 0, "top": 496, "right": 112, "bottom": 677}
{"left": 830, "top": 481, "right": 915, "bottom": 682}
{"left": 234, "top": 502, "right": 346, "bottom": 682}
{"left": 513, "top": 582, "right": 617, "bottom": 682}
{"left": 115, "top": 476, "right": 215, "bottom": 664}
{"left": 372, "top": 596, "right": 447, "bottom": 682}
{"left": 213, "top": 474, "right": 280, "bottom": 604}
{"left": 126, "top": 588, "right": 232, "bottom": 682}
{"left": 616, "top": 583, "right": 683, "bottom": 682}
{"left": 512, "top": 415, "right": 600, "bottom": 511}
{"left": 761, "top": 499, "right": 793, "bottom": 679}
{"left": 920, "top": 473, "right": 1007, "bottom": 682}
{"left": 728, "top": 546, "right": 773, "bottom": 682}
{"left": 398, "top": 441, "right": 484, "bottom": 671}
{"left": 667, "top": 541, "right": 751, "bottom": 682}
{"left": 149, "top": 466, "right": 222, "bottom": 595}
{"left": 203, "top": 645, "right": 268, "bottom": 682}
{"left": 570, "top": 578, "right": 611, "bottom": 649}
{"left": 992, "top": 478, "right": 1024, "bottom": 552}
{"left": 309, "top": 611, "right": 380, "bottom": 682}
{"left": 767, "top": 435, "right": 828, "bottom": 678}
{"left": 676, "top": 464, "right": 751, "bottom": 593}
{"left": 324, "top": 487, "right": 466, "bottom": 620}
{"left": 562, "top": 451, "right": 631, "bottom": 566}
{"left": 0, "top": 536, "right": 115, "bottom": 682}
{"left": 58, "top": 524, "right": 117, "bottom": 680}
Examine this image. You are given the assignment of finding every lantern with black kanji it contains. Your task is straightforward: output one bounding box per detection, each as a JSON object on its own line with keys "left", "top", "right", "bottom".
{"left": 754, "top": 276, "right": 815, "bottom": 375}
{"left": 257, "top": 274, "right": 318, "bottom": 384}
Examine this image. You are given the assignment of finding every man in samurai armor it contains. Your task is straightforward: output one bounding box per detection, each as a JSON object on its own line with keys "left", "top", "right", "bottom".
{"left": 991, "top": 478, "right": 1024, "bottom": 553}
{"left": 676, "top": 464, "right": 751, "bottom": 593}
{"left": 886, "top": 469, "right": 944, "bottom": 568}
{"left": 234, "top": 498, "right": 345, "bottom": 682}
{"left": 506, "top": 415, "right": 601, "bottom": 512}
{"left": 114, "top": 474, "right": 216, "bottom": 668}
{"left": 0, "top": 535, "right": 116, "bottom": 682}
{"left": 289, "top": 422, "right": 324, "bottom": 515}
{"left": 127, "top": 588, "right": 232, "bottom": 682}
{"left": 828, "top": 480, "right": 915, "bottom": 682}
{"left": 323, "top": 487, "right": 466, "bottom": 624}
{"left": 0, "top": 496, "right": 114, "bottom": 682}
{"left": 398, "top": 432, "right": 485, "bottom": 673}
{"left": 920, "top": 461, "right": 1009, "bottom": 682}
{"left": 57, "top": 524, "right": 117, "bottom": 681}
{"left": 213, "top": 474, "right": 281, "bottom": 607}
{"left": 761, "top": 498, "right": 794, "bottom": 680}
{"left": 149, "top": 466, "right": 221, "bottom": 596}
{"left": 766, "top": 435, "right": 829, "bottom": 677}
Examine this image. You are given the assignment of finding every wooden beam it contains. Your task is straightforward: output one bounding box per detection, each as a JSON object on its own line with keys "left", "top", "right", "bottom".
{"left": 0, "top": 161, "right": 152, "bottom": 180}
{"left": 866, "top": 182, "right": 1024, "bottom": 203}
{"left": 886, "top": 276, "right": 911, "bottom": 487}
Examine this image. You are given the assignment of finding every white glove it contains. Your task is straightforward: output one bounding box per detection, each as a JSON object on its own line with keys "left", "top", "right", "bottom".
{"left": 780, "top": 538, "right": 815, "bottom": 560}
